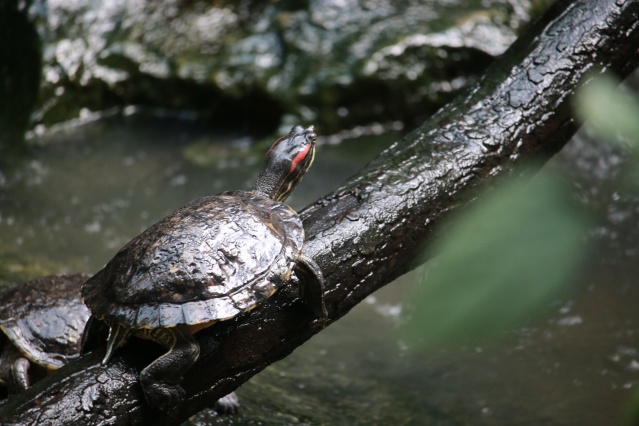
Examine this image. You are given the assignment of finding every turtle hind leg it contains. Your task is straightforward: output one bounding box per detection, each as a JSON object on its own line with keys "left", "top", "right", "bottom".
{"left": 1, "top": 341, "right": 30, "bottom": 393}
{"left": 295, "top": 253, "right": 328, "bottom": 319}
{"left": 9, "top": 357, "right": 30, "bottom": 393}
{"left": 139, "top": 325, "right": 200, "bottom": 412}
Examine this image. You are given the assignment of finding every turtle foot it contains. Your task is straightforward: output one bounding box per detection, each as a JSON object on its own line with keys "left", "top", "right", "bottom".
{"left": 213, "top": 391, "right": 240, "bottom": 415}
{"left": 9, "top": 358, "right": 31, "bottom": 393}
{"left": 142, "top": 381, "right": 185, "bottom": 412}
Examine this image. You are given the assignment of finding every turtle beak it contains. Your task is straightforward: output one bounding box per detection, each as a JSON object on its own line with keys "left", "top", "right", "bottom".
{"left": 305, "top": 126, "right": 317, "bottom": 143}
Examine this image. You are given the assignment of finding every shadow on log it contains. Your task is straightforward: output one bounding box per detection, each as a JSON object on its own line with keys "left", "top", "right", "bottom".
{"left": 1, "top": 0, "right": 638, "bottom": 424}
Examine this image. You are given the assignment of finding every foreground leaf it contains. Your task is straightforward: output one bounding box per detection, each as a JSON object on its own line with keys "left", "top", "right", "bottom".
{"left": 405, "top": 172, "right": 592, "bottom": 346}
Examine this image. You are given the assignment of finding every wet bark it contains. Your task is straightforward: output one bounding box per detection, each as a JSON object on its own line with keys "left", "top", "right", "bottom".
{"left": 1, "top": 0, "right": 638, "bottom": 424}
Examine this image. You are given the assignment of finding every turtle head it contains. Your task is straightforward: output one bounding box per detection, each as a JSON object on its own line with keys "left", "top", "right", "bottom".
{"left": 254, "top": 125, "right": 317, "bottom": 202}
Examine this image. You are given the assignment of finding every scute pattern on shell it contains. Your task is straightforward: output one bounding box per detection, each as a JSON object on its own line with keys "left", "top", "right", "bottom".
{"left": 0, "top": 273, "right": 91, "bottom": 369}
{"left": 82, "top": 191, "right": 304, "bottom": 329}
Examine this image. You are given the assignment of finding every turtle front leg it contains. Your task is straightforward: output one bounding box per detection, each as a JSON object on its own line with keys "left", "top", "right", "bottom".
{"left": 139, "top": 325, "right": 200, "bottom": 412}
{"left": 295, "top": 253, "right": 328, "bottom": 319}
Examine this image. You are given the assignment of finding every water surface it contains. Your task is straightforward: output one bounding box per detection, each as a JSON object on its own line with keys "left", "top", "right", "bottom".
{"left": 1, "top": 116, "right": 637, "bottom": 425}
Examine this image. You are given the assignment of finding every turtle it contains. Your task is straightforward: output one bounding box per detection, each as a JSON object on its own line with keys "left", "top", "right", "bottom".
{"left": 81, "top": 125, "right": 327, "bottom": 412}
{"left": 0, "top": 273, "right": 91, "bottom": 395}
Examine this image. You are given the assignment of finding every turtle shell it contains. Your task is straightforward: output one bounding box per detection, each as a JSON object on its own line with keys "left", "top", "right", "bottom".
{"left": 0, "top": 273, "right": 91, "bottom": 370}
{"left": 82, "top": 190, "right": 304, "bottom": 330}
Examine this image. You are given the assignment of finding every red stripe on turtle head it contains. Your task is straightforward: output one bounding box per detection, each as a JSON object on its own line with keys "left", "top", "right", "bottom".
{"left": 290, "top": 143, "right": 311, "bottom": 173}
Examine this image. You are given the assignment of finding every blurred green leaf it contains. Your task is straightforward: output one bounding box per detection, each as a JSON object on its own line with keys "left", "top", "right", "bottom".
{"left": 624, "top": 385, "right": 639, "bottom": 426}
{"left": 404, "top": 172, "right": 592, "bottom": 347}
{"left": 574, "top": 73, "right": 639, "bottom": 148}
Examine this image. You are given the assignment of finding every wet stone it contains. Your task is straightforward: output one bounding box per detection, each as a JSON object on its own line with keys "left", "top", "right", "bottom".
{"left": 23, "top": 0, "right": 537, "bottom": 134}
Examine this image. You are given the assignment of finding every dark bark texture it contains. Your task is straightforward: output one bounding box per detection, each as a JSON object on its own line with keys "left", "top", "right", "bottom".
{"left": 1, "top": 0, "right": 639, "bottom": 424}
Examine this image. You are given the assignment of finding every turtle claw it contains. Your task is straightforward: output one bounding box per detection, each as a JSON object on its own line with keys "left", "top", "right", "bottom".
{"left": 142, "top": 381, "right": 185, "bottom": 412}
{"left": 213, "top": 392, "right": 240, "bottom": 415}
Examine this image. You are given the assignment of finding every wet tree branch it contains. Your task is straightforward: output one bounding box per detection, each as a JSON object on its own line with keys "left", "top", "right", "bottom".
{"left": 1, "top": 0, "right": 638, "bottom": 424}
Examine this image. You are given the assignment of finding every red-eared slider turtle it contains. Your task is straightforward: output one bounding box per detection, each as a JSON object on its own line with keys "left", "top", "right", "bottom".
{"left": 0, "top": 273, "right": 91, "bottom": 394}
{"left": 82, "top": 125, "right": 327, "bottom": 411}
